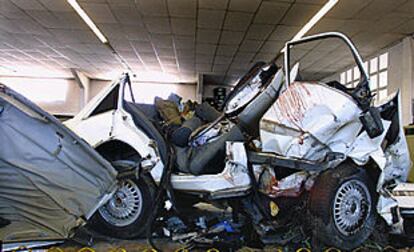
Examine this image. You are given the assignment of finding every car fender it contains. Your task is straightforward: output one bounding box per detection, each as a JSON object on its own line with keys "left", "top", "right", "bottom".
{"left": 104, "top": 111, "right": 164, "bottom": 182}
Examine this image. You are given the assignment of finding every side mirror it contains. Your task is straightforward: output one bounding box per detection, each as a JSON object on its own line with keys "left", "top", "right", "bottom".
{"left": 359, "top": 107, "right": 384, "bottom": 138}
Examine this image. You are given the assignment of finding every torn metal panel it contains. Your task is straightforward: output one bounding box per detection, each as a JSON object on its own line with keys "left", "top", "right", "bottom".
{"left": 0, "top": 84, "right": 117, "bottom": 243}
{"left": 270, "top": 171, "right": 309, "bottom": 198}
{"left": 170, "top": 142, "right": 251, "bottom": 194}
{"left": 247, "top": 151, "right": 321, "bottom": 172}
{"left": 262, "top": 81, "right": 362, "bottom": 162}
{"left": 347, "top": 120, "right": 390, "bottom": 166}
{"left": 262, "top": 84, "right": 412, "bottom": 233}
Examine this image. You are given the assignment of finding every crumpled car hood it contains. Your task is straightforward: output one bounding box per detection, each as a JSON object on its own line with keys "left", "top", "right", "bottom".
{"left": 0, "top": 84, "right": 117, "bottom": 242}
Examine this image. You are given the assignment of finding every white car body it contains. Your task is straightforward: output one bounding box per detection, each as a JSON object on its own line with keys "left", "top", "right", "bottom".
{"left": 65, "top": 32, "right": 414, "bottom": 235}
{"left": 64, "top": 79, "right": 251, "bottom": 195}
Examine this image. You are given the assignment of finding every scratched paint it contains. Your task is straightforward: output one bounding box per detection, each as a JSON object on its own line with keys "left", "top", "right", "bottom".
{"left": 263, "top": 81, "right": 362, "bottom": 160}
{"left": 265, "top": 81, "right": 360, "bottom": 132}
{"left": 275, "top": 82, "right": 314, "bottom": 125}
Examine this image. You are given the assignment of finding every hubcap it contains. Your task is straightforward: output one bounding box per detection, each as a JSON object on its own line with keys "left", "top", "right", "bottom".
{"left": 333, "top": 179, "right": 371, "bottom": 236}
{"left": 99, "top": 179, "right": 143, "bottom": 227}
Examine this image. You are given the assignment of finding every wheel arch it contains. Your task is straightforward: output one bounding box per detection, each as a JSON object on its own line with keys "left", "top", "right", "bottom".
{"left": 364, "top": 158, "right": 383, "bottom": 190}
{"left": 335, "top": 158, "right": 382, "bottom": 190}
{"left": 95, "top": 140, "right": 141, "bottom": 162}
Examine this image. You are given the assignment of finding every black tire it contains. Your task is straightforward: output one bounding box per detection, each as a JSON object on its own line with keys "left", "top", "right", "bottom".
{"left": 88, "top": 163, "right": 156, "bottom": 239}
{"left": 309, "top": 162, "right": 377, "bottom": 250}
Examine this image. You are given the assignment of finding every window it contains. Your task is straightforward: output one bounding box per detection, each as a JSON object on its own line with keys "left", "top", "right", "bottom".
{"left": 90, "top": 85, "right": 119, "bottom": 117}
{"left": 340, "top": 52, "right": 389, "bottom": 103}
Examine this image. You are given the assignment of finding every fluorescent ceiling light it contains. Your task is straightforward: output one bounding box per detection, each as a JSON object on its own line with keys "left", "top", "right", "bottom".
{"left": 281, "top": 0, "right": 338, "bottom": 52}
{"left": 67, "top": 0, "right": 108, "bottom": 44}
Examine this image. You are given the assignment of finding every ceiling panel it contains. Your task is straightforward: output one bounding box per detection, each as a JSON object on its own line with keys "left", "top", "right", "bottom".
{"left": 157, "top": 47, "right": 175, "bottom": 58}
{"left": 260, "top": 40, "right": 283, "bottom": 53}
{"left": 111, "top": 6, "right": 143, "bottom": 25}
{"left": 144, "top": 17, "right": 171, "bottom": 34}
{"left": 150, "top": 34, "right": 173, "bottom": 49}
{"left": 196, "top": 29, "right": 220, "bottom": 44}
{"left": 198, "top": 9, "right": 225, "bottom": 29}
{"left": 396, "top": 1, "right": 414, "bottom": 17}
{"left": 355, "top": 0, "right": 407, "bottom": 20}
{"left": 394, "top": 19, "right": 414, "bottom": 35}
{"left": 135, "top": 0, "right": 168, "bottom": 17}
{"left": 216, "top": 45, "right": 238, "bottom": 57}
{"left": 196, "top": 44, "right": 216, "bottom": 54}
{"left": 39, "top": 0, "right": 72, "bottom": 12}
{"left": 239, "top": 40, "right": 263, "bottom": 53}
{"left": 223, "top": 12, "right": 253, "bottom": 31}
{"left": 81, "top": 3, "right": 117, "bottom": 24}
{"left": 269, "top": 25, "right": 299, "bottom": 41}
{"left": 11, "top": 0, "right": 45, "bottom": 11}
{"left": 245, "top": 24, "right": 274, "bottom": 40}
{"left": 199, "top": 0, "right": 228, "bottom": 10}
{"left": 219, "top": 30, "right": 244, "bottom": 45}
{"left": 253, "top": 1, "right": 290, "bottom": 24}
{"left": 174, "top": 36, "right": 194, "bottom": 50}
{"left": 196, "top": 54, "right": 214, "bottom": 64}
{"left": 280, "top": 3, "right": 320, "bottom": 26}
{"left": 325, "top": 0, "right": 371, "bottom": 19}
{"left": 167, "top": 0, "right": 196, "bottom": 18}
{"left": 171, "top": 18, "right": 196, "bottom": 36}
{"left": 229, "top": 0, "right": 261, "bottom": 13}
{"left": 0, "top": 0, "right": 412, "bottom": 84}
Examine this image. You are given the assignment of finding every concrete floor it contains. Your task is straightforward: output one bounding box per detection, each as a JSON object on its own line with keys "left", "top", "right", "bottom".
{"left": 31, "top": 204, "right": 413, "bottom": 251}
{"left": 50, "top": 238, "right": 414, "bottom": 252}
{"left": 48, "top": 204, "right": 414, "bottom": 252}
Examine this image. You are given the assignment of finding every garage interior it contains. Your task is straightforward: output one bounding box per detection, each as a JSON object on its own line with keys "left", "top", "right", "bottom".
{"left": 1, "top": 0, "right": 414, "bottom": 251}
{"left": 0, "top": 0, "right": 413, "bottom": 120}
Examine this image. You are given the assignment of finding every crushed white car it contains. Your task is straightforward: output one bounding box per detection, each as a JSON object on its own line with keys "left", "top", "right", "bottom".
{"left": 65, "top": 32, "right": 414, "bottom": 250}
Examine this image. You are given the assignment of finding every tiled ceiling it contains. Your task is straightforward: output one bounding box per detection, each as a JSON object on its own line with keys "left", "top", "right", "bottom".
{"left": 0, "top": 0, "right": 413, "bottom": 84}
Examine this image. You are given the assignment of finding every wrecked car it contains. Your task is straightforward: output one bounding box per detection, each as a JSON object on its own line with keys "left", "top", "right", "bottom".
{"left": 65, "top": 32, "right": 414, "bottom": 250}
{"left": 0, "top": 84, "right": 118, "bottom": 251}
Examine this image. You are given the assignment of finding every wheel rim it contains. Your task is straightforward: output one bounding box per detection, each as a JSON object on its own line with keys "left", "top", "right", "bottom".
{"left": 333, "top": 179, "right": 371, "bottom": 236}
{"left": 99, "top": 179, "right": 143, "bottom": 227}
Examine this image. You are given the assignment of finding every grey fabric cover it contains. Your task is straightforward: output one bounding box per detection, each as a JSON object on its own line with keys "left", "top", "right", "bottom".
{"left": 175, "top": 126, "right": 244, "bottom": 175}
{"left": 0, "top": 84, "right": 117, "bottom": 242}
{"left": 170, "top": 117, "right": 203, "bottom": 147}
{"left": 195, "top": 102, "right": 221, "bottom": 123}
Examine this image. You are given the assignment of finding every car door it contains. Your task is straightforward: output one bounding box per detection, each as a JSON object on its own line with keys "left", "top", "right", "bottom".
{"left": 67, "top": 84, "right": 120, "bottom": 147}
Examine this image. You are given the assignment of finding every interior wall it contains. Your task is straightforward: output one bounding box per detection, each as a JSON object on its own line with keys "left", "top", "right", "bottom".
{"left": 170, "top": 83, "right": 196, "bottom": 101}
{"left": 388, "top": 37, "right": 414, "bottom": 126}
{"left": 323, "top": 35, "right": 414, "bottom": 126}
{"left": 0, "top": 76, "right": 196, "bottom": 116}
{"left": 203, "top": 84, "right": 231, "bottom": 99}
{"left": 89, "top": 79, "right": 111, "bottom": 101}
{"left": 0, "top": 76, "right": 80, "bottom": 115}
{"left": 90, "top": 79, "right": 197, "bottom": 104}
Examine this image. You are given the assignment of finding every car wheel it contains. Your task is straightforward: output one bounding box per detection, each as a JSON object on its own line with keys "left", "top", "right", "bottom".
{"left": 89, "top": 162, "right": 156, "bottom": 239}
{"left": 309, "top": 163, "right": 377, "bottom": 250}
